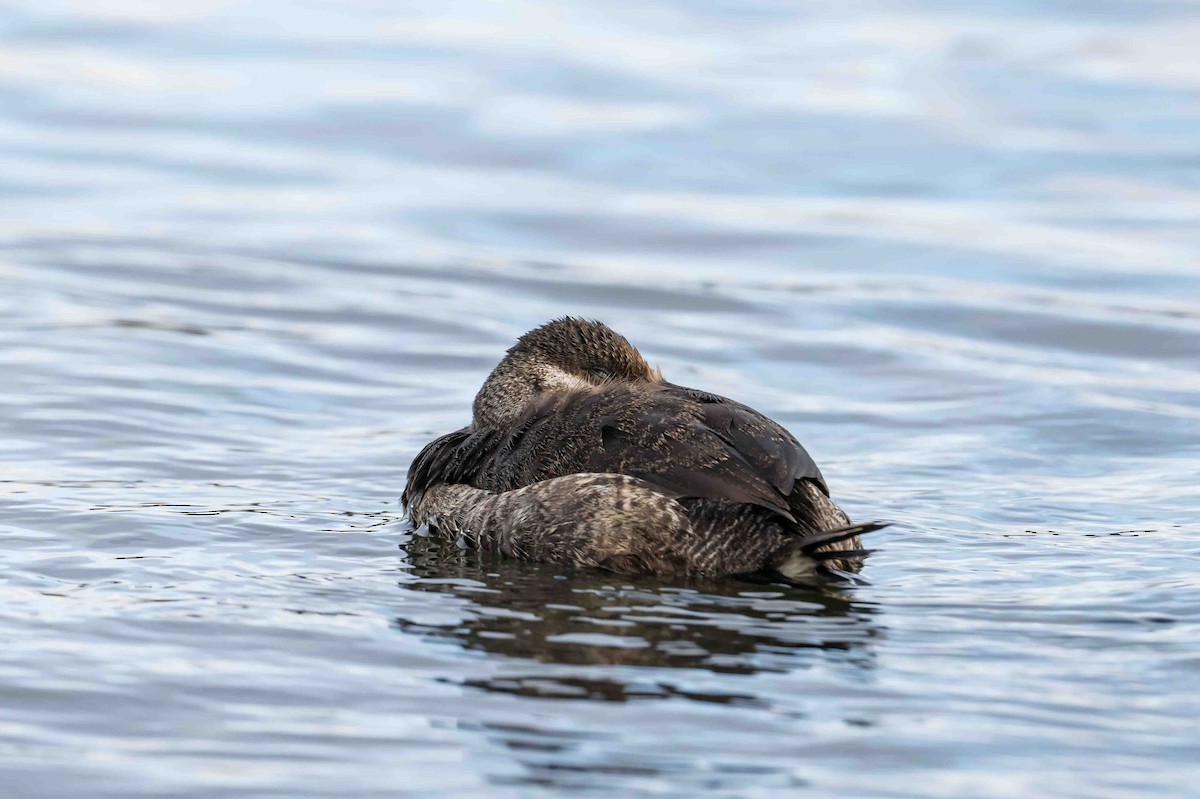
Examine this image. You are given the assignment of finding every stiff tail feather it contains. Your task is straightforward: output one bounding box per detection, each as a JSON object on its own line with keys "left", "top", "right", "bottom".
{"left": 766, "top": 521, "right": 889, "bottom": 584}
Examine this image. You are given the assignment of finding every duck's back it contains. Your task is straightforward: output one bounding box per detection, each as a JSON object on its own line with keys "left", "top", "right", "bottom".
{"left": 405, "top": 381, "right": 834, "bottom": 534}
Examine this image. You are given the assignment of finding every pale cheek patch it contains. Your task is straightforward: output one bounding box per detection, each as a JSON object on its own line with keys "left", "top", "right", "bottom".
{"left": 538, "top": 366, "right": 593, "bottom": 394}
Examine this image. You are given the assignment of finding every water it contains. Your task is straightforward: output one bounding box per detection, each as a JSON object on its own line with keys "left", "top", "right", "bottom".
{"left": 2, "top": 1, "right": 1199, "bottom": 797}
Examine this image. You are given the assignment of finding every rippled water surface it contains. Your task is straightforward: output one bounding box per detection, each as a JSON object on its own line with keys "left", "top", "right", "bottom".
{"left": 3, "top": 2, "right": 1200, "bottom": 797}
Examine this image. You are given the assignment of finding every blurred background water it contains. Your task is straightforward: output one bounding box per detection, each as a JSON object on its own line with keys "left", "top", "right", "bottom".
{"left": 2, "top": 1, "right": 1199, "bottom": 797}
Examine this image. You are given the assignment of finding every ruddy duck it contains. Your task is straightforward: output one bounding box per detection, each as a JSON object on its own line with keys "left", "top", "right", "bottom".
{"left": 403, "top": 318, "right": 882, "bottom": 583}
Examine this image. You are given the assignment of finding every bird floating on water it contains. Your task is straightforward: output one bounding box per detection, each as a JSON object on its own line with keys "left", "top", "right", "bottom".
{"left": 403, "top": 318, "right": 883, "bottom": 583}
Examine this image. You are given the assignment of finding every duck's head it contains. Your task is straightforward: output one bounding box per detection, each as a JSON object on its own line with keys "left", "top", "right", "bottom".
{"left": 472, "top": 318, "right": 661, "bottom": 428}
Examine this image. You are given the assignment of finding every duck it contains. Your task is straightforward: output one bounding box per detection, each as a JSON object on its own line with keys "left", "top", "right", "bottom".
{"left": 402, "top": 318, "right": 883, "bottom": 583}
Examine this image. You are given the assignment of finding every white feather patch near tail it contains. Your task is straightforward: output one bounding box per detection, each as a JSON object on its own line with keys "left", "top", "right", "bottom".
{"left": 774, "top": 548, "right": 821, "bottom": 582}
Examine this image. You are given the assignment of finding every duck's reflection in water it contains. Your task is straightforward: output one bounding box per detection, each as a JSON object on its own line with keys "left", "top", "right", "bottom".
{"left": 394, "top": 535, "right": 883, "bottom": 705}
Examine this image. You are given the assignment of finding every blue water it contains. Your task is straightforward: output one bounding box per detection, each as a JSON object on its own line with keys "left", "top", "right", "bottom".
{"left": 2, "top": 2, "right": 1198, "bottom": 797}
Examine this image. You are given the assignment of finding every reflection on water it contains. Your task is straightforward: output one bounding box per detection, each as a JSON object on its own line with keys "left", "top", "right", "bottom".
{"left": 397, "top": 541, "right": 886, "bottom": 795}
{"left": 402, "top": 536, "right": 879, "bottom": 694}
{"left": 3, "top": 0, "right": 1200, "bottom": 796}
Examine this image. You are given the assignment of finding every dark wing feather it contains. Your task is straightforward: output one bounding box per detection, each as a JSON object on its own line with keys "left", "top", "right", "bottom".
{"left": 405, "top": 381, "right": 828, "bottom": 529}
{"left": 464, "top": 383, "right": 823, "bottom": 522}
{"left": 605, "top": 399, "right": 797, "bottom": 520}
{"left": 402, "top": 426, "right": 500, "bottom": 510}
{"left": 667, "top": 384, "right": 828, "bottom": 496}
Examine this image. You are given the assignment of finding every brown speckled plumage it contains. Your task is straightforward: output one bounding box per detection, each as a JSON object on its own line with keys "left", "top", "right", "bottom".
{"left": 404, "top": 318, "right": 882, "bottom": 583}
